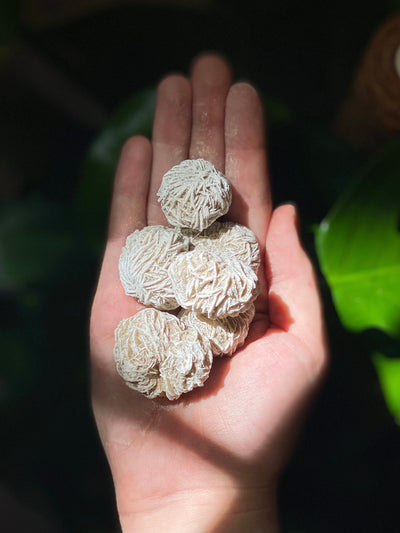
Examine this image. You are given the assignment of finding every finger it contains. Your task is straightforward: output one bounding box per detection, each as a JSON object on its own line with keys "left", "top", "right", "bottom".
{"left": 224, "top": 82, "right": 271, "bottom": 310}
{"left": 97, "top": 135, "right": 152, "bottom": 286}
{"left": 266, "top": 204, "right": 328, "bottom": 370}
{"left": 108, "top": 135, "right": 152, "bottom": 242}
{"left": 91, "top": 136, "right": 151, "bottom": 348}
{"left": 148, "top": 74, "right": 192, "bottom": 225}
{"left": 225, "top": 82, "right": 272, "bottom": 247}
{"left": 189, "top": 53, "right": 232, "bottom": 171}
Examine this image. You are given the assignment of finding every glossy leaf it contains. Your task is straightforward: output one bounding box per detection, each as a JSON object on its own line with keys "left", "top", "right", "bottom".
{"left": 372, "top": 352, "right": 400, "bottom": 423}
{"left": 315, "top": 139, "right": 400, "bottom": 339}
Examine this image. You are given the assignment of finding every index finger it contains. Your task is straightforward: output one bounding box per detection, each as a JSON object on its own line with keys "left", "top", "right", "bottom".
{"left": 224, "top": 83, "right": 272, "bottom": 309}
{"left": 225, "top": 82, "right": 272, "bottom": 247}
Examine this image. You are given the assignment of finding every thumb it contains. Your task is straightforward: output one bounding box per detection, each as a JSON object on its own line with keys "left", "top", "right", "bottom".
{"left": 265, "top": 204, "right": 328, "bottom": 375}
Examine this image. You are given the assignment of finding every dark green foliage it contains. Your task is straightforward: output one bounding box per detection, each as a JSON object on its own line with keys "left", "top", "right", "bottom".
{"left": 316, "top": 139, "right": 400, "bottom": 340}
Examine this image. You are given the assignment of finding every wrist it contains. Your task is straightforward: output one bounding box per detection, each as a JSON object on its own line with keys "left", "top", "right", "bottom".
{"left": 118, "top": 485, "right": 279, "bottom": 533}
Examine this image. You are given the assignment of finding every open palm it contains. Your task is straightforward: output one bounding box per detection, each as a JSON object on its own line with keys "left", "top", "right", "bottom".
{"left": 90, "top": 54, "right": 328, "bottom": 532}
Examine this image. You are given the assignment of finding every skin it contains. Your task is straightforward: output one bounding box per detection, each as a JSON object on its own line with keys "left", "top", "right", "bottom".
{"left": 90, "top": 53, "right": 329, "bottom": 533}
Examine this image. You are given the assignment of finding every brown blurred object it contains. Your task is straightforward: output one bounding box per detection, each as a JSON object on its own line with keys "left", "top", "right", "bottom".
{"left": 22, "top": 0, "right": 210, "bottom": 29}
{"left": 335, "top": 14, "right": 400, "bottom": 150}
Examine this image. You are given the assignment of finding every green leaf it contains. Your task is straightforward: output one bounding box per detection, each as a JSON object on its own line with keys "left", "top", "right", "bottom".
{"left": 315, "top": 139, "right": 400, "bottom": 339}
{"left": 372, "top": 352, "right": 400, "bottom": 423}
{"left": 76, "top": 88, "right": 156, "bottom": 255}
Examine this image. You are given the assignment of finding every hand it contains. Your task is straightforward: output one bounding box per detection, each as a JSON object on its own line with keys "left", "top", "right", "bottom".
{"left": 90, "top": 53, "right": 328, "bottom": 533}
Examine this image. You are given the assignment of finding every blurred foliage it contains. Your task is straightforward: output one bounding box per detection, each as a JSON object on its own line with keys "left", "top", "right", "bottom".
{"left": 316, "top": 139, "right": 400, "bottom": 340}
{"left": 0, "top": 195, "right": 77, "bottom": 290}
{"left": 315, "top": 137, "right": 400, "bottom": 425}
{"left": 373, "top": 352, "right": 400, "bottom": 421}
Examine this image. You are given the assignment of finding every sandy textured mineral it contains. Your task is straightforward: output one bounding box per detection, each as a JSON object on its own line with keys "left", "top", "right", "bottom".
{"left": 179, "top": 303, "right": 255, "bottom": 356}
{"left": 169, "top": 249, "right": 260, "bottom": 319}
{"left": 190, "top": 221, "right": 261, "bottom": 273}
{"left": 115, "top": 158, "right": 261, "bottom": 401}
{"left": 157, "top": 159, "right": 232, "bottom": 232}
{"left": 114, "top": 308, "right": 213, "bottom": 400}
{"left": 119, "top": 225, "right": 189, "bottom": 310}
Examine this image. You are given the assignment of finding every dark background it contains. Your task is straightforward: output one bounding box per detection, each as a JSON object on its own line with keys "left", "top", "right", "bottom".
{"left": 1, "top": 1, "right": 400, "bottom": 532}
